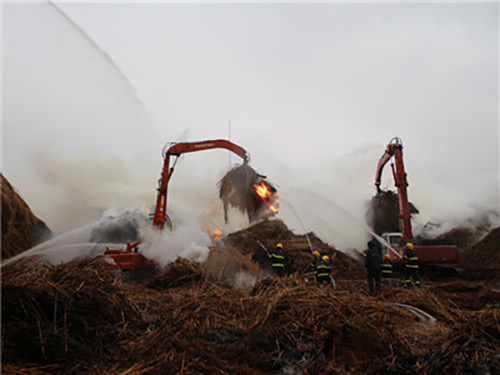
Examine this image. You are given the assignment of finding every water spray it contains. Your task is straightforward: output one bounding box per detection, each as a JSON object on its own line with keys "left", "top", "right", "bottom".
{"left": 289, "top": 188, "right": 402, "bottom": 258}
{"left": 47, "top": 1, "right": 152, "bottom": 126}
{"left": 280, "top": 199, "right": 315, "bottom": 254}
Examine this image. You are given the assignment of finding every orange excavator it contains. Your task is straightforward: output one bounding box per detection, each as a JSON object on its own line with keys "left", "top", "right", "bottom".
{"left": 103, "top": 139, "right": 249, "bottom": 273}
{"left": 374, "top": 137, "right": 459, "bottom": 266}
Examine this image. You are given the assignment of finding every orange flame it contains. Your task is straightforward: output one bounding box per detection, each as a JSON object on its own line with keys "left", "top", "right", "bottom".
{"left": 253, "top": 181, "right": 272, "bottom": 199}
{"left": 212, "top": 227, "right": 222, "bottom": 242}
{"left": 254, "top": 181, "right": 279, "bottom": 215}
{"left": 270, "top": 196, "right": 279, "bottom": 213}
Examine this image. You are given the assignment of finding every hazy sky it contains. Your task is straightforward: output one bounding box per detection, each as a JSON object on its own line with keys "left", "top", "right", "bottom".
{"left": 2, "top": 1, "right": 499, "bottom": 249}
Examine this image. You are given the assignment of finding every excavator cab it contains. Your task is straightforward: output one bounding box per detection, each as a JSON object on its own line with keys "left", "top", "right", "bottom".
{"left": 383, "top": 232, "right": 402, "bottom": 247}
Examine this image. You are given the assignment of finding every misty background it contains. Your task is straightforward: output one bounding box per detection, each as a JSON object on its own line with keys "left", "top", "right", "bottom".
{"left": 2, "top": 2, "right": 499, "bottom": 255}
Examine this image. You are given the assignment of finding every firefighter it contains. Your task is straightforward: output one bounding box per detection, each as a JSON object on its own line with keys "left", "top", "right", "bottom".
{"left": 365, "top": 240, "right": 381, "bottom": 294}
{"left": 381, "top": 253, "right": 393, "bottom": 277}
{"left": 310, "top": 250, "right": 321, "bottom": 272}
{"left": 315, "top": 255, "right": 331, "bottom": 287}
{"left": 381, "top": 253, "right": 393, "bottom": 286}
{"left": 269, "top": 243, "right": 285, "bottom": 276}
{"left": 403, "top": 242, "right": 420, "bottom": 287}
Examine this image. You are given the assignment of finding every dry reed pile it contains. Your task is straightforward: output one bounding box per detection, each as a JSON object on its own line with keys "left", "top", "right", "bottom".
{"left": 2, "top": 256, "right": 499, "bottom": 375}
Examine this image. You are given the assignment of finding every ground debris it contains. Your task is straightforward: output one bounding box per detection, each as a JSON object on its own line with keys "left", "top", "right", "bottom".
{"left": 2, "top": 215, "right": 500, "bottom": 374}
{"left": 3, "top": 253, "right": 500, "bottom": 374}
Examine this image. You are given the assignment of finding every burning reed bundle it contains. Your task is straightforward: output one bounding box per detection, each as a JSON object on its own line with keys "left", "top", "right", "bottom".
{"left": 218, "top": 164, "right": 278, "bottom": 223}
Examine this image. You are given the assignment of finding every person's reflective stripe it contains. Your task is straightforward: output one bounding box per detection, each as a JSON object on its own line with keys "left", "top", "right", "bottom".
{"left": 406, "top": 264, "right": 419, "bottom": 269}
{"left": 272, "top": 263, "right": 284, "bottom": 268}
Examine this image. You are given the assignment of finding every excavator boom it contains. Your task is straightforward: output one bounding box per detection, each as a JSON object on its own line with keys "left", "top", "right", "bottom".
{"left": 153, "top": 139, "right": 249, "bottom": 229}
{"left": 374, "top": 137, "right": 413, "bottom": 241}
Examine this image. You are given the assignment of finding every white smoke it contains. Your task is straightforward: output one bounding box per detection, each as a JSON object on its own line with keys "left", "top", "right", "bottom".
{"left": 233, "top": 271, "right": 258, "bottom": 291}
{"left": 139, "top": 220, "right": 212, "bottom": 267}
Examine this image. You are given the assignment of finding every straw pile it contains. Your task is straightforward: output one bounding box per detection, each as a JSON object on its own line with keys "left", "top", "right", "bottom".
{"left": 201, "top": 245, "right": 260, "bottom": 288}
{"left": 418, "top": 226, "right": 477, "bottom": 249}
{"left": 3, "top": 256, "right": 499, "bottom": 374}
{"left": 460, "top": 226, "right": 500, "bottom": 281}
{"left": 1, "top": 174, "right": 51, "bottom": 259}
{"left": 222, "top": 219, "right": 366, "bottom": 280}
{"left": 1, "top": 258, "right": 141, "bottom": 373}
{"left": 147, "top": 257, "right": 202, "bottom": 289}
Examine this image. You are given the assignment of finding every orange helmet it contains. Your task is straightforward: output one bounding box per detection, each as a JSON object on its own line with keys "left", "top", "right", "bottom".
{"left": 406, "top": 242, "right": 414, "bottom": 250}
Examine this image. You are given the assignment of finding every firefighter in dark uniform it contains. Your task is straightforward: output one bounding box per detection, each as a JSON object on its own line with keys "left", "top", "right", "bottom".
{"left": 365, "top": 240, "right": 381, "bottom": 294}
{"left": 315, "top": 255, "right": 331, "bottom": 287}
{"left": 310, "top": 250, "right": 321, "bottom": 273}
{"left": 404, "top": 242, "right": 420, "bottom": 287}
{"left": 269, "top": 243, "right": 285, "bottom": 276}
{"left": 381, "top": 253, "right": 393, "bottom": 286}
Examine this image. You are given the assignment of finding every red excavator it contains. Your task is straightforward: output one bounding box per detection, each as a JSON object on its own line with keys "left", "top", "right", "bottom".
{"left": 103, "top": 139, "right": 249, "bottom": 273}
{"left": 374, "top": 137, "right": 459, "bottom": 266}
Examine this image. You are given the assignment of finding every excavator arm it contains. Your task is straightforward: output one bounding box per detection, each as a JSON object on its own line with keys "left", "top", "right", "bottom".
{"left": 374, "top": 137, "right": 459, "bottom": 266}
{"left": 104, "top": 139, "right": 250, "bottom": 273}
{"left": 152, "top": 139, "right": 250, "bottom": 229}
{"left": 374, "top": 137, "right": 413, "bottom": 241}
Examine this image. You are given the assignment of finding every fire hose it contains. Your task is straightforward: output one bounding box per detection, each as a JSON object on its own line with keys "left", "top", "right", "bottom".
{"left": 386, "top": 302, "right": 437, "bottom": 324}
{"left": 256, "top": 239, "right": 270, "bottom": 256}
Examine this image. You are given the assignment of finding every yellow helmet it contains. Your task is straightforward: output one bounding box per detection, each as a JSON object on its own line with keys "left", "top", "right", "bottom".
{"left": 322, "top": 255, "right": 329, "bottom": 262}
{"left": 313, "top": 250, "right": 320, "bottom": 258}
{"left": 276, "top": 243, "right": 283, "bottom": 249}
{"left": 406, "top": 242, "right": 414, "bottom": 250}
{"left": 384, "top": 254, "right": 391, "bottom": 260}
